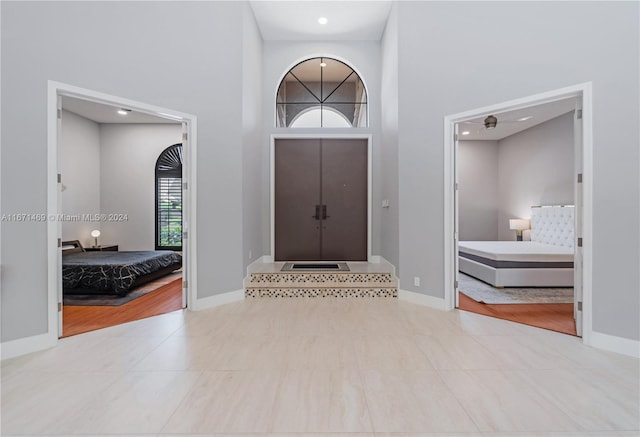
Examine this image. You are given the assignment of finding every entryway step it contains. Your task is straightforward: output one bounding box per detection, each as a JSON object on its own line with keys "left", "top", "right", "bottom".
{"left": 244, "top": 261, "right": 398, "bottom": 298}
{"left": 245, "top": 287, "right": 397, "bottom": 298}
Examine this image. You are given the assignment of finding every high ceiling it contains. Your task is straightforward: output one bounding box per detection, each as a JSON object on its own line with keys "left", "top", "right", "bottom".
{"left": 250, "top": 1, "right": 392, "bottom": 41}
{"left": 63, "top": 3, "right": 576, "bottom": 137}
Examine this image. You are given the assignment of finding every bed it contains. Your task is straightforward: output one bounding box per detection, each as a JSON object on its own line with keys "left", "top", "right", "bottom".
{"left": 458, "top": 205, "right": 574, "bottom": 287}
{"left": 62, "top": 240, "right": 182, "bottom": 296}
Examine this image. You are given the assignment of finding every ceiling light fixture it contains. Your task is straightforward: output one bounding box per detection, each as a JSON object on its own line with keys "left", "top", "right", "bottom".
{"left": 117, "top": 109, "right": 131, "bottom": 116}
{"left": 461, "top": 131, "right": 470, "bottom": 136}
{"left": 484, "top": 115, "right": 498, "bottom": 129}
{"left": 318, "top": 17, "right": 328, "bottom": 25}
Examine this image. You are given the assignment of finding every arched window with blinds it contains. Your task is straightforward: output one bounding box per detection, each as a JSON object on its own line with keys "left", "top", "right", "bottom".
{"left": 155, "top": 144, "right": 183, "bottom": 250}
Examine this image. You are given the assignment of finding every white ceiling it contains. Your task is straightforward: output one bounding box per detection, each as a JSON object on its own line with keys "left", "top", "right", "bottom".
{"left": 63, "top": 5, "right": 574, "bottom": 135}
{"left": 249, "top": 2, "right": 577, "bottom": 141}
{"left": 457, "top": 98, "right": 577, "bottom": 141}
{"left": 250, "top": 1, "right": 392, "bottom": 41}
{"left": 62, "top": 96, "right": 178, "bottom": 124}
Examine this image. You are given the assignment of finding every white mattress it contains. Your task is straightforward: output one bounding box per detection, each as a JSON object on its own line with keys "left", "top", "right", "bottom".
{"left": 458, "top": 241, "right": 574, "bottom": 263}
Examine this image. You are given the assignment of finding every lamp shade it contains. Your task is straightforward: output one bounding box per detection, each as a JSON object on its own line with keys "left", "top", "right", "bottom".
{"left": 90, "top": 229, "right": 101, "bottom": 238}
{"left": 509, "top": 219, "right": 530, "bottom": 231}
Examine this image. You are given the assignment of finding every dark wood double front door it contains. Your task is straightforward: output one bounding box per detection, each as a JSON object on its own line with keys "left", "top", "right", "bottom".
{"left": 275, "top": 138, "right": 368, "bottom": 261}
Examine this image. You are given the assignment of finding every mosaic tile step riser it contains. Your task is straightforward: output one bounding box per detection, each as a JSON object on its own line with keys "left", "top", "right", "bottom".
{"left": 248, "top": 273, "right": 396, "bottom": 288}
{"left": 245, "top": 288, "right": 398, "bottom": 298}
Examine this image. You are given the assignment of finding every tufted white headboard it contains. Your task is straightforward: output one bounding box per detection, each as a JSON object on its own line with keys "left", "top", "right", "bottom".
{"left": 530, "top": 205, "right": 574, "bottom": 248}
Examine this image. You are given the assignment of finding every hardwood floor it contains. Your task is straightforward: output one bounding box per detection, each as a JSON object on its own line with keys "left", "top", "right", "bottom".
{"left": 62, "top": 277, "right": 183, "bottom": 338}
{"left": 457, "top": 291, "right": 577, "bottom": 336}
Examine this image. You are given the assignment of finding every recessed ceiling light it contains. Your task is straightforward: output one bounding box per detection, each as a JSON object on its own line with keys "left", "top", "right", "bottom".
{"left": 318, "top": 17, "right": 328, "bottom": 25}
{"left": 517, "top": 116, "right": 533, "bottom": 121}
{"left": 461, "top": 131, "right": 470, "bottom": 135}
{"left": 117, "top": 109, "right": 131, "bottom": 116}
{"left": 320, "top": 62, "right": 327, "bottom": 68}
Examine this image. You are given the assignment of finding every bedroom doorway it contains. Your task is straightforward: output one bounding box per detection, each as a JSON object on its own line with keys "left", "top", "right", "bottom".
{"left": 49, "top": 82, "right": 197, "bottom": 338}
{"left": 444, "top": 83, "right": 592, "bottom": 340}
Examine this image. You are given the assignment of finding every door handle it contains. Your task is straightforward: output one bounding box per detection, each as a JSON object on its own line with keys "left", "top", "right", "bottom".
{"left": 312, "top": 205, "right": 320, "bottom": 220}
{"left": 322, "top": 205, "right": 330, "bottom": 219}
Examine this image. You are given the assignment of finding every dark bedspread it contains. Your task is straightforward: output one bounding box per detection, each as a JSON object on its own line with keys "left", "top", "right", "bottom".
{"left": 63, "top": 251, "right": 182, "bottom": 296}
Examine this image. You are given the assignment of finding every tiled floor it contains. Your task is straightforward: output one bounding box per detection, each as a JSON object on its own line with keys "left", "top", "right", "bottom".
{"left": 2, "top": 298, "right": 639, "bottom": 436}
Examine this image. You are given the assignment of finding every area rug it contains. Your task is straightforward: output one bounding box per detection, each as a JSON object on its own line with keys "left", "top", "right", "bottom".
{"left": 63, "top": 272, "right": 182, "bottom": 306}
{"left": 458, "top": 273, "right": 574, "bottom": 304}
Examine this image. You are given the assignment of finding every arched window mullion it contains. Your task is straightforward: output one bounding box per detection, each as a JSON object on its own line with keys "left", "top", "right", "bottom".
{"left": 289, "top": 71, "right": 322, "bottom": 102}
{"left": 276, "top": 57, "right": 368, "bottom": 128}
{"left": 322, "top": 71, "right": 355, "bottom": 103}
{"left": 155, "top": 144, "right": 183, "bottom": 251}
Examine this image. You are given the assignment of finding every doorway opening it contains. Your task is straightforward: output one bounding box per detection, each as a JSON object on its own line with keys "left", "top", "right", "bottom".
{"left": 48, "top": 81, "right": 197, "bottom": 339}
{"left": 444, "top": 83, "right": 593, "bottom": 341}
{"left": 270, "top": 135, "right": 372, "bottom": 262}
{"left": 274, "top": 138, "right": 367, "bottom": 261}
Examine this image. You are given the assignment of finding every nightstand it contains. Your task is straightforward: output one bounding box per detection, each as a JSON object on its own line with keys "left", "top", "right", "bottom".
{"left": 85, "top": 245, "right": 118, "bottom": 252}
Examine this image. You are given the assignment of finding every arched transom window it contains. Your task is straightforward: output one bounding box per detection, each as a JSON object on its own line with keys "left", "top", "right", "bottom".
{"left": 276, "top": 57, "right": 368, "bottom": 128}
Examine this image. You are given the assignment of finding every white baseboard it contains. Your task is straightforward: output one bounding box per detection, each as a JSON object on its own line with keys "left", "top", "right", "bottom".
{"left": 246, "top": 256, "right": 270, "bottom": 276}
{"left": 398, "top": 289, "right": 447, "bottom": 311}
{"left": 589, "top": 331, "right": 640, "bottom": 359}
{"left": 369, "top": 255, "right": 397, "bottom": 276}
{"left": 1, "top": 332, "right": 57, "bottom": 361}
{"left": 1, "top": 289, "right": 245, "bottom": 360}
{"left": 191, "top": 289, "right": 244, "bottom": 311}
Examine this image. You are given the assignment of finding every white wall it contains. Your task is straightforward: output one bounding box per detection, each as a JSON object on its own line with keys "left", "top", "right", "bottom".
{"left": 1, "top": 0, "right": 639, "bottom": 348}
{"left": 242, "top": 2, "right": 264, "bottom": 267}
{"left": 60, "top": 117, "right": 182, "bottom": 251}
{"left": 1, "top": 1, "right": 246, "bottom": 342}
{"left": 100, "top": 124, "right": 182, "bottom": 251}
{"left": 459, "top": 112, "right": 574, "bottom": 241}
{"left": 458, "top": 140, "right": 499, "bottom": 241}
{"left": 497, "top": 111, "right": 574, "bottom": 240}
{"left": 396, "top": 1, "right": 639, "bottom": 341}
{"left": 60, "top": 110, "right": 101, "bottom": 248}
{"left": 380, "top": 2, "right": 400, "bottom": 270}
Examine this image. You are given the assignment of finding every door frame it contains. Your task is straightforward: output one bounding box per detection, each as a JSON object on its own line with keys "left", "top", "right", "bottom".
{"left": 47, "top": 81, "right": 198, "bottom": 339}
{"left": 443, "top": 82, "right": 593, "bottom": 344}
{"left": 269, "top": 134, "right": 373, "bottom": 262}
